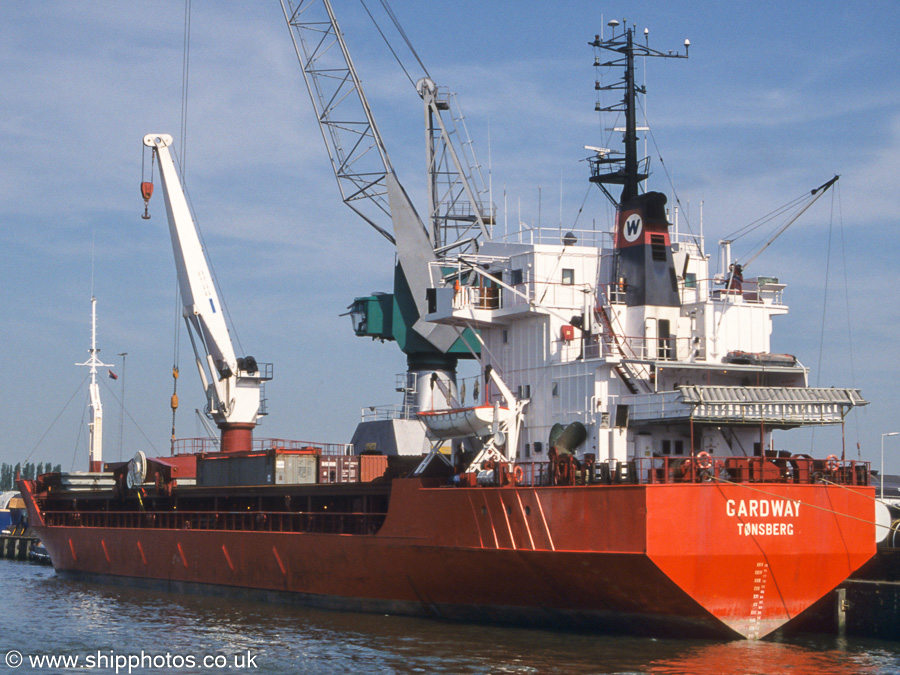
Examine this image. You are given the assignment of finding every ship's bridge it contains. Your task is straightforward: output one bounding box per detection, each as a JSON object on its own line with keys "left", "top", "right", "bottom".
{"left": 426, "top": 238, "right": 607, "bottom": 328}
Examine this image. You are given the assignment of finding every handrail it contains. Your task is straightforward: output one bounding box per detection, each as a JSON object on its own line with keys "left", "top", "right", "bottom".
{"left": 172, "top": 438, "right": 352, "bottom": 456}
{"left": 630, "top": 455, "right": 870, "bottom": 486}
{"left": 509, "top": 456, "right": 870, "bottom": 487}
{"left": 42, "top": 509, "right": 386, "bottom": 536}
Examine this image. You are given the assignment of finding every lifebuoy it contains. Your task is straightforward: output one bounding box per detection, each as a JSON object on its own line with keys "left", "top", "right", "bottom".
{"left": 696, "top": 451, "right": 713, "bottom": 470}
{"left": 513, "top": 465, "right": 524, "bottom": 485}
{"left": 825, "top": 455, "right": 839, "bottom": 472}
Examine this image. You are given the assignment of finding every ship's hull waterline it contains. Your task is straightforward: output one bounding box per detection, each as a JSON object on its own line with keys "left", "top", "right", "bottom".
{"left": 21, "top": 478, "right": 875, "bottom": 639}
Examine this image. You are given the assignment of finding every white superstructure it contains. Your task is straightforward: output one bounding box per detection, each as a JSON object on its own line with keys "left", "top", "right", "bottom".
{"left": 424, "top": 225, "right": 864, "bottom": 470}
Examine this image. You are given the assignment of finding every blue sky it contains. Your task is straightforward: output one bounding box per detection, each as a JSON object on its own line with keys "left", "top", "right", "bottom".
{"left": 2, "top": 1, "right": 898, "bottom": 474}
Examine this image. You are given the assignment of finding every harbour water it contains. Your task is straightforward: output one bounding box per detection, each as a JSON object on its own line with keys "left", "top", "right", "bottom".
{"left": 2, "top": 560, "right": 898, "bottom": 674}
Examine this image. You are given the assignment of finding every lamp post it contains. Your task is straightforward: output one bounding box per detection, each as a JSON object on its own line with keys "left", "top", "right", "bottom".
{"left": 881, "top": 432, "right": 900, "bottom": 500}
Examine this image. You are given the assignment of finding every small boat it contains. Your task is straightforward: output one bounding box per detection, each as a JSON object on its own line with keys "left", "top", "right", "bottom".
{"left": 417, "top": 405, "right": 511, "bottom": 439}
{"left": 29, "top": 541, "right": 51, "bottom": 565}
{"left": 723, "top": 351, "right": 798, "bottom": 367}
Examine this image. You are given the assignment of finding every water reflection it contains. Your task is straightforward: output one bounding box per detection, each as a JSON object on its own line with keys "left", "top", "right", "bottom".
{"left": 645, "top": 639, "right": 898, "bottom": 675}
{"left": 4, "top": 563, "right": 900, "bottom": 674}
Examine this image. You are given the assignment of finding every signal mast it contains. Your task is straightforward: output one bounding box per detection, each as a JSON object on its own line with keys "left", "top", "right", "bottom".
{"left": 76, "top": 296, "right": 114, "bottom": 471}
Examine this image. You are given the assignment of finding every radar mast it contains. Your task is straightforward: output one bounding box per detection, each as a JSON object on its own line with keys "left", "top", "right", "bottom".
{"left": 588, "top": 21, "right": 689, "bottom": 205}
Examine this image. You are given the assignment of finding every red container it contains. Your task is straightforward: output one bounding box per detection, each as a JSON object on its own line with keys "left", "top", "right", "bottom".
{"left": 360, "top": 455, "right": 388, "bottom": 482}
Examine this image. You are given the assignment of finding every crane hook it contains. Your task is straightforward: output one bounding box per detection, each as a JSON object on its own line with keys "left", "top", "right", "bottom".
{"left": 141, "top": 181, "right": 154, "bottom": 220}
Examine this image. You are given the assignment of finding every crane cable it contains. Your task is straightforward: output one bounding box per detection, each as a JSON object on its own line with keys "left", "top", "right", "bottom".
{"left": 360, "top": 0, "right": 430, "bottom": 89}
{"left": 712, "top": 176, "right": 840, "bottom": 343}
{"left": 170, "top": 280, "right": 181, "bottom": 457}
{"left": 722, "top": 193, "right": 809, "bottom": 244}
{"left": 809, "top": 182, "right": 861, "bottom": 458}
{"left": 834, "top": 184, "right": 862, "bottom": 459}
{"left": 638, "top": 96, "right": 705, "bottom": 253}
{"left": 737, "top": 176, "right": 839, "bottom": 272}
{"left": 170, "top": 0, "right": 192, "bottom": 454}
{"left": 179, "top": 0, "right": 192, "bottom": 176}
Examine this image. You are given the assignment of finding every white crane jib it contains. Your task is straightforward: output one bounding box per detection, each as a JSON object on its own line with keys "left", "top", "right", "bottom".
{"left": 142, "top": 133, "right": 269, "bottom": 453}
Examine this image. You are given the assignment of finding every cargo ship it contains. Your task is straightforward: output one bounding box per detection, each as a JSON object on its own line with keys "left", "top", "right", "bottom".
{"left": 20, "top": 7, "right": 885, "bottom": 640}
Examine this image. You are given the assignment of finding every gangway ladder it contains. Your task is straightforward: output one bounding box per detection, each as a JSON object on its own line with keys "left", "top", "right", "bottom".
{"left": 594, "top": 300, "right": 649, "bottom": 395}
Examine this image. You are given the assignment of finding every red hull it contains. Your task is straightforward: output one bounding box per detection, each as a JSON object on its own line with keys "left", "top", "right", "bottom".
{"left": 20, "top": 478, "right": 875, "bottom": 639}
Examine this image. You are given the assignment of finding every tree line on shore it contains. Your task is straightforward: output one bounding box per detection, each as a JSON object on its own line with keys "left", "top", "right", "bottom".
{"left": 1, "top": 462, "right": 62, "bottom": 490}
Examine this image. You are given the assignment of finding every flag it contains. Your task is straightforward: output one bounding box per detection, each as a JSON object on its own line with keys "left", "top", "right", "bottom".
{"left": 108, "top": 369, "right": 118, "bottom": 380}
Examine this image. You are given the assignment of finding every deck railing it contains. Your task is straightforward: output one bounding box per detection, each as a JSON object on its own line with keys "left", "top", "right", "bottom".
{"left": 509, "top": 455, "right": 870, "bottom": 487}
{"left": 633, "top": 455, "right": 870, "bottom": 486}
{"left": 172, "top": 438, "right": 352, "bottom": 456}
{"left": 41, "top": 509, "right": 386, "bottom": 535}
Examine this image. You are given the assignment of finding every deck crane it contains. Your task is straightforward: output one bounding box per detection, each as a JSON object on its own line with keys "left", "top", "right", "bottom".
{"left": 281, "top": 0, "right": 495, "bottom": 451}
{"left": 142, "top": 133, "right": 271, "bottom": 454}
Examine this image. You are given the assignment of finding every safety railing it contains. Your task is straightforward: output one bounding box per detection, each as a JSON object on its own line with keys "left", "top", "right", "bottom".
{"left": 557, "top": 334, "right": 697, "bottom": 363}
{"left": 173, "top": 438, "right": 352, "bottom": 456}
{"left": 495, "top": 226, "right": 614, "bottom": 248}
{"left": 448, "top": 277, "right": 596, "bottom": 315}
{"left": 506, "top": 455, "right": 870, "bottom": 487}
{"left": 360, "top": 404, "right": 418, "bottom": 422}
{"left": 513, "top": 461, "right": 554, "bottom": 486}
{"left": 639, "top": 455, "right": 870, "bottom": 486}
{"left": 41, "top": 509, "right": 386, "bottom": 536}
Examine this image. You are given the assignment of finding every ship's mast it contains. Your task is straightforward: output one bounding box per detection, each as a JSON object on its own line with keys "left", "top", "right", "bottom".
{"left": 76, "top": 297, "right": 113, "bottom": 472}
{"left": 621, "top": 27, "right": 640, "bottom": 203}
{"left": 588, "top": 22, "right": 689, "bottom": 206}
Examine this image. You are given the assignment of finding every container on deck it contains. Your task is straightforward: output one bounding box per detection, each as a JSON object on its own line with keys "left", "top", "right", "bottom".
{"left": 319, "top": 455, "right": 388, "bottom": 483}
{"left": 197, "top": 448, "right": 319, "bottom": 487}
